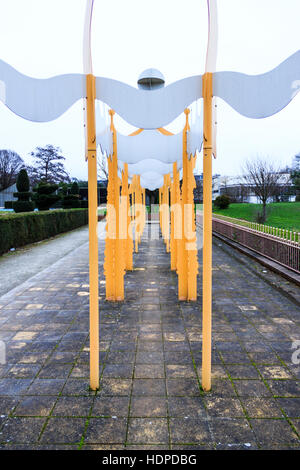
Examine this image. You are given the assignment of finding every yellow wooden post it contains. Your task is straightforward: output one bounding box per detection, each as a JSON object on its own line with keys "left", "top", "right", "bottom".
{"left": 186, "top": 153, "right": 198, "bottom": 301}
{"left": 86, "top": 73, "right": 99, "bottom": 390}
{"left": 173, "top": 162, "right": 181, "bottom": 272}
{"left": 178, "top": 109, "right": 190, "bottom": 300}
{"left": 104, "top": 110, "right": 125, "bottom": 301}
{"left": 202, "top": 72, "right": 213, "bottom": 391}
{"left": 104, "top": 152, "right": 115, "bottom": 300}
{"left": 159, "top": 187, "right": 162, "bottom": 230}
{"left": 111, "top": 111, "right": 124, "bottom": 301}
{"left": 165, "top": 174, "right": 170, "bottom": 253}
{"left": 161, "top": 178, "right": 166, "bottom": 246}
{"left": 123, "top": 163, "right": 133, "bottom": 270}
{"left": 170, "top": 163, "right": 176, "bottom": 270}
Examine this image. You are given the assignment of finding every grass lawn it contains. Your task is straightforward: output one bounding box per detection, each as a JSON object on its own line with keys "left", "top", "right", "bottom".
{"left": 213, "top": 202, "right": 300, "bottom": 232}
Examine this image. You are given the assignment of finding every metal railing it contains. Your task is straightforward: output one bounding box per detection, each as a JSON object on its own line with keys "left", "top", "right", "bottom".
{"left": 196, "top": 213, "right": 300, "bottom": 274}
{"left": 213, "top": 213, "right": 300, "bottom": 243}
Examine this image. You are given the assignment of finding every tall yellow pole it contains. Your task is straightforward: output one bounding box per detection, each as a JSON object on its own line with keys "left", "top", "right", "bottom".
{"left": 86, "top": 73, "right": 99, "bottom": 391}
{"left": 202, "top": 72, "right": 213, "bottom": 391}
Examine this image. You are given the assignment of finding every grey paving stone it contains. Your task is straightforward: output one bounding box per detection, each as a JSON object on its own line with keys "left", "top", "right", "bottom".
{"left": 40, "top": 417, "right": 86, "bottom": 444}
{"left": 210, "top": 418, "right": 257, "bottom": 446}
{"left": 250, "top": 418, "right": 300, "bottom": 446}
{"left": 91, "top": 396, "right": 130, "bottom": 417}
{"left": 52, "top": 396, "right": 94, "bottom": 417}
{"left": 130, "top": 397, "right": 167, "bottom": 417}
{"left": 127, "top": 418, "right": 169, "bottom": 444}
{"left": 84, "top": 418, "right": 127, "bottom": 444}
{"left": 13, "top": 396, "right": 57, "bottom": 417}
{"left": 0, "top": 221, "right": 299, "bottom": 449}
{"left": 169, "top": 418, "right": 211, "bottom": 444}
{"left": 0, "top": 417, "right": 46, "bottom": 444}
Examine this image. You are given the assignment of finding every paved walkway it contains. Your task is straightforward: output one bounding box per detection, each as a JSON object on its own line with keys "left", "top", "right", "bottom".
{"left": 0, "top": 222, "right": 299, "bottom": 450}
{"left": 0, "top": 226, "right": 89, "bottom": 297}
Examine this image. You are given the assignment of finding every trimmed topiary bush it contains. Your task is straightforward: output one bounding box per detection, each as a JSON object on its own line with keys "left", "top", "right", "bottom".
{"left": 0, "top": 209, "right": 88, "bottom": 255}
{"left": 4, "top": 201, "right": 13, "bottom": 209}
{"left": 12, "top": 169, "right": 35, "bottom": 213}
{"left": 80, "top": 200, "right": 88, "bottom": 208}
{"left": 33, "top": 182, "right": 60, "bottom": 211}
{"left": 214, "top": 195, "right": 231, "bottom": 210}
{"left": 62, "top": 182, "right": 81, "bottom": 209}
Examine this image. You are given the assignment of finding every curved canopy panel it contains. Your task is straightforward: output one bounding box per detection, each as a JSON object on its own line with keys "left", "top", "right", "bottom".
{"left": 119, "top": 158, "right": 181, "bottom": 176}
{"left": 140, "top": 172, "right": 164, "bottom": 191}
{"left": 188, "top": 102, "right": 203, "bottom": 156}
{"left": 117, "top": 130, "right": 182, "bottom": 164}
{"left": 95, "top": 102, "right": 113, "bottom": 155}
{"left": 0, "top": 60, "right": 85, "bottom": 122}
{"left": 96, "top": 76, "right": 202, "bottom": 129}
{"left": 0, "top": 52, "right": 298, "bottom": 126}
{"left": 214, "top": 50, "right": 300, "bottom": 119}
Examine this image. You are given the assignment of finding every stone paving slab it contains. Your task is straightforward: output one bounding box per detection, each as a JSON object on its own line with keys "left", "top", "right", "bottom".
{"left": 0, "top": 222, "right": 299, "bottom": 450}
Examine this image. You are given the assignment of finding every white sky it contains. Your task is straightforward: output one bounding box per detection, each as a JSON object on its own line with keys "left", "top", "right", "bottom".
{"left": 0, "top": 0, "right": 299, "bottom": 180}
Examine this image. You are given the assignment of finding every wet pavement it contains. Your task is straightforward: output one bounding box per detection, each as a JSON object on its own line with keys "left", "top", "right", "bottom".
{"left": 0, "top": 221, "right": 299, "bottom": 450}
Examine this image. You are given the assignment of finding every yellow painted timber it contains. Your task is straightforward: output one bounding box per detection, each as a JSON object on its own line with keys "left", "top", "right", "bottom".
{"left": 86, "top": 74, "right": 99, "bottom": 391}
{"left": 202, "top": 72, "right": 213, "bottom": 391}
{"left": 104, "top": 110, "right": 125, "bottom": 301}
{"left": 122, "top": 163, "right": 133, "bottom": 270}
{"left": 177, "top": 109, "right": 190, "bottom": 300}
{"left": 170, "top": 163, "right": 176, "bottom": 270}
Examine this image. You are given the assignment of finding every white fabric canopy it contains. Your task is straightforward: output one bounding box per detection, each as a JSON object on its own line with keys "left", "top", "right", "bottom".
{"left": 118, "top": 159, "right": 181, "bottom": 176}
{"left": 214, "top": 50, "right": 300, "bottom": 119}
{"left": 117, "top": 130, "right": 182, "bottom": 164}
{"left": 0, "top": 52, "right": 298, "bottom": 124}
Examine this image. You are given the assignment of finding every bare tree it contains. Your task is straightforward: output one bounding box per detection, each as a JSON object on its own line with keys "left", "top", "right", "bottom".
{"left": 0, "top": 149, "right": 25, "bottom": 191}
{"left": 242, "top": 157, "right": 281, "bottom": 222}
{"left": 28, "top": 145, "right": 70, "bottom": 186}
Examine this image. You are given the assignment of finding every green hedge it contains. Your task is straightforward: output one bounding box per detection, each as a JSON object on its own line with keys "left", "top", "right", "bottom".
{"left": 0, "top": 209, "right": 88, "bottom": 255}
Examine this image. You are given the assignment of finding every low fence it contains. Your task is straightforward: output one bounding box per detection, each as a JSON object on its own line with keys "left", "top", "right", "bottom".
{"left": 213, "top": 213, "right": 300, "bottom": 243}
{"left": 196, "top": 213, "right": 300, "bottom": 274}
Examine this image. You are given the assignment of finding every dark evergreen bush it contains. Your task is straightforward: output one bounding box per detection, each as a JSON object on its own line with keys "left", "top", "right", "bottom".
{"left": 12, "top": 169, "right": 35, "bottom": 213}
{"left": 80, "top": 200, "right": 88, "bottom": 208}
{"left": 4, "top": 201, "right": 13, "bottom": 209}
{"left": 62, "top": 181, "right": 81, "bottom": 209}
{"left": 214, "top": 195, "right": 231, "bottom": 209}
{"left": 33, "top": 182, "right": 60, "bottom": 211}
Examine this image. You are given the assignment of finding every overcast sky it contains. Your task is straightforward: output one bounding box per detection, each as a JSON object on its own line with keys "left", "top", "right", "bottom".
{"left": 0, "top": 0, "right": 299, "bottom": 180}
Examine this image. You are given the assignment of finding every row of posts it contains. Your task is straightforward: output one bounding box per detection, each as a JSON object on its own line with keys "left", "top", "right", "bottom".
{"left": 104, "top": 110, "right": 146, "bottom": 301}
{"left": 159, "top": 110, "right": 198, "bottom": 301}
{"left": 87, "top": 74, "right": 213, "bottom": 391}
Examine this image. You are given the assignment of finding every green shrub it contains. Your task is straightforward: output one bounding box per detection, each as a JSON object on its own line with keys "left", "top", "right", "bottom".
{"left": 70, "top": 182, "right": 79, "bottom": 195}
{"left": 0, "top": 209, "right": 88, "bottom": 255}
{"left": 214, "top": 195, "right": 230, "bottom": 209}
{"left": 33, "top": 183, "right": 60, "bottom": 211}
{"left": 13, "top": 201, "right": 35, "bottom": 213}
{"left": 62, "top": 194, "right": 81, "bottom": 209}
{"left": 80, "top": 200, "right": 88, "bottom": 208}
{"left": 62, "top": 182, "right": 81, "bottom": 209}
{"left": 4, "top": 201, "right": 13, "bottom": 209}
{"left": 12, "top": 169, "right": 35, "bottom": 213}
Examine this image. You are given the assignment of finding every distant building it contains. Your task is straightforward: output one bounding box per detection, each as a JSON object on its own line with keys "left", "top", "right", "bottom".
{"left": 212, "top": 172, "right": 296, "bottom": 203}
{"left": 78, "top": 180, "right": 108, "bottom": 205}
{"left": 292, "top": 153, "right": 300, "bottom": 171}
{"left": 0, "top": 183, "right": 17, "bottom": 208}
